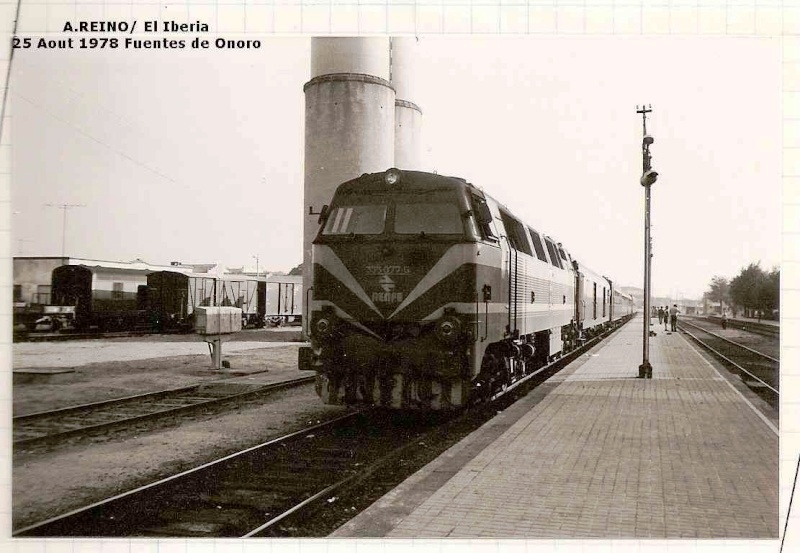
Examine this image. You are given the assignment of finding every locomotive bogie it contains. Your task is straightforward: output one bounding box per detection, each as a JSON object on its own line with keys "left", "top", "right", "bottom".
{"left": 315, "top": 371, "right": 466, "bottom": 410}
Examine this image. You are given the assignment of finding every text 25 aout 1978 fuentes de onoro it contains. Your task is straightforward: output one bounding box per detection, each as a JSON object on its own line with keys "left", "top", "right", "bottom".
{"left": 12, "top": 20, "right": 262, "bottom": 51}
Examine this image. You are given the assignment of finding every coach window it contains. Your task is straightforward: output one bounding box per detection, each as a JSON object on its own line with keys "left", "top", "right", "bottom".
{"left": 13, "top": 285, "right": 21, "bottom": 302}
{"left": 36, "top": 284, "right": 51, "bottom": 304}
{"left": 527, "top": 228, "right": 549, "bottom": 263}
{"left": 112, "top": 282, "right": 124, "bottom": 300}
{"left": 603, "top": 288, "right": 606, "bottom": 317}
{"left": 499, "top": 210, "right": 532, "bottom": 255}
{"left": 544, "top": 238, "right": 563, "bottom": 269}
{"left": 593, "top": 283, "right": 597, "bottom": 319}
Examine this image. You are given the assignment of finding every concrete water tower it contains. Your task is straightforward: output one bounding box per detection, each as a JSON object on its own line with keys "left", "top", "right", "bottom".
{"left": 302, "top": 37, "right": 422, "bottom": 335}
{"left": 391, "top": 37, "right": 423, "bottom": 170}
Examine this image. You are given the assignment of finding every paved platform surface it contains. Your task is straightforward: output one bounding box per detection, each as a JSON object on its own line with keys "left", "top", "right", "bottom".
{"left": 333, "top": 316, "right": 779, "bottom": 539}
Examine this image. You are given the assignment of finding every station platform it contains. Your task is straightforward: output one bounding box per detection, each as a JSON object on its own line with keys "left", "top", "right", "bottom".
{"left": 332, "top": 315, "right": 779, "bottom": 539}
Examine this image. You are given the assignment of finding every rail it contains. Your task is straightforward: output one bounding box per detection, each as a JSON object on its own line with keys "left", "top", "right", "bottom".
{"left": 14, "top": 376, "right": 316, "bottom": 449}
{"left": 678, "top": 320, "right": 778, "bottom": 397}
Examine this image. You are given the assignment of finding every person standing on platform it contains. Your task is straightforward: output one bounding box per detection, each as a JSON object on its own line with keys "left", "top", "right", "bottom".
{"left": 657, "top": 306, "right": 664, "bottom": 326}
{"left": 664, "top": 306, "right": 669, "bottom": 330}
{"left": 669, "top": 304, "right": 680, "bottom": 332}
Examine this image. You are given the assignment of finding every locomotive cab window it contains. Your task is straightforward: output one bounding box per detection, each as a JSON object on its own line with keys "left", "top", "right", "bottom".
{"left": 471, "top": 195, "right": 497, "bottom": 241}
{"left": 499, "top": 209, "right": 532, "bottom": 255}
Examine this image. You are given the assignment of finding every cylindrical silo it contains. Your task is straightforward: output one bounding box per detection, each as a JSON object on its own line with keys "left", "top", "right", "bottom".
{"left": 390, "top": 37, "right": 423, "bottom": 170}
{"left": 303, "top": 37, "right": 395, "bottom": 335}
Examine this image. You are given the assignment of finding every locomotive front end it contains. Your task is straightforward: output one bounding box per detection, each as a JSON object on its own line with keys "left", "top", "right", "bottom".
{"left": 301, "top": 170, "right": 481, "bottom": 410}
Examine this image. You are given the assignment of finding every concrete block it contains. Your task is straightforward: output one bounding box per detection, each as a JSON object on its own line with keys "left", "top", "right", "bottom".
{"left": 194, "top": 306, "right": 242, "bottom": 334}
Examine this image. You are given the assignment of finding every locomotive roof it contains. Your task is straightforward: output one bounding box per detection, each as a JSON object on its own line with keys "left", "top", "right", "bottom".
{"left": 335, "top": 170, "right": 474, "bottom": 194}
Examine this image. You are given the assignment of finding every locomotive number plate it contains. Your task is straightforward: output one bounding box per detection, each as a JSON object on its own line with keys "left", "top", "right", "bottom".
{"left": 364, "top": 265, "right": 411, "bottom": 275}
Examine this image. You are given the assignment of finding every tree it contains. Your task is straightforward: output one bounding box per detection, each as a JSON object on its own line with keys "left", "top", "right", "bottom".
{"left": 758, "top": 267, "right": 780, "bottom": 317}
{"left": 729, "top": 263, "right": 773, "bottom": 318}
{"left": 706, "top": 276, "right": 729, "bottom": 314}
{"left": 287, "top": 263, "right": 302, "bottom": 276}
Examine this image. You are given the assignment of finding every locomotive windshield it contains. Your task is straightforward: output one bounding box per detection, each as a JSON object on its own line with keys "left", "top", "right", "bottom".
{"left": 322, "top": 204, "right": 387, "bottom": 235}
{"left": 395, "top": 201, "right": 462, "bottom": 234}
{"left": 321, "top": 189, "right": 468, "bottom": 238}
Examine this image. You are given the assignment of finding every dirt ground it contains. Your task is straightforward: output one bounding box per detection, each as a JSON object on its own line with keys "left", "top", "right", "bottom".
{"left": 13, "top": 328, "right": 303, "bottom": 415}
{"left": 11, "top": 328, "right": 349, "bottom": 532}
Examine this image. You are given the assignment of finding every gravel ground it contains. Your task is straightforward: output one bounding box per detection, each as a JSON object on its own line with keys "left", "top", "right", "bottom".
{"left": 11, "top": 329, "right": 350, "bottom": 532}
{"left": 13, "top": 329, "right": 300, "bottom": 369}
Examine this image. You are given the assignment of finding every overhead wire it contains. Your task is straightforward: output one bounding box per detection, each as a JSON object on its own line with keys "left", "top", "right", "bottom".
{"left": 12, "top": 91, "right": 179, "bottom": 186}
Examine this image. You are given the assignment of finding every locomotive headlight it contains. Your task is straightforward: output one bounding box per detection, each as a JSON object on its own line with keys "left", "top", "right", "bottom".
{"left": 384, "top": 168, "right": 402, "bottom": 186}
{"left": 311, "top": 308, "right": 337, "bottom": 340}
{"left": 435, "top": 315, "right": 462, "bottom": 344}
{"left": 314, "top": 317, "right": 333, "bottom": 338}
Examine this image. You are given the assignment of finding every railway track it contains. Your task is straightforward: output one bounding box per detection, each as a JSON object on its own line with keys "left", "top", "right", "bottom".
{"left": 13, "top": 410, "right": 437, "bottom": 537}
{"left": 678, "top": 319, "right": 779, "bottom": 408}
{"left": 14, "top": 327, "right": 275, "bottom": 342}
{"left": 688, "top": 315, "right": 779, "bottom": 338}
{"left": 13, "top": 376, "right": 316, "bottom": 449}
{"left": 14, "top": 317, "right": 634, "bottom": 538}
{"left": 15, "top": 329, "right": 164, "bottom": 342}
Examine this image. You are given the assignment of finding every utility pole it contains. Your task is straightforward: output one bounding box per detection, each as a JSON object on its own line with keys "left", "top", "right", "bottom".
{"left": 637, "top": 105, "right": 658, "bottom": 379}
{"left": 252, "top": 255, "right": 259, "bottom": 279}
{"left": 45, "top": 203, "right": 86, "bottom": 258}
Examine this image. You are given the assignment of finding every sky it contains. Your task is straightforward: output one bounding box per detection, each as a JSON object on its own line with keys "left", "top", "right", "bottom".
{"left": 11, "top": 35, "right": 782, "bottom": 299}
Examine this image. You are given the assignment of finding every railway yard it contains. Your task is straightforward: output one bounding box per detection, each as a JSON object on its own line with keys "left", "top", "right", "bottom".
{"left": 12, "top": 328, "right": 345, "bottom": 531}
{"left": 10, "top": 315, "right": 780, "bottom": 539}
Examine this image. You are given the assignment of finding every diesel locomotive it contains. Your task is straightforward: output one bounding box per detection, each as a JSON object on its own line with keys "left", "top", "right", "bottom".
{"left": 299, "top": 168, "right": 634, "bottom": 410}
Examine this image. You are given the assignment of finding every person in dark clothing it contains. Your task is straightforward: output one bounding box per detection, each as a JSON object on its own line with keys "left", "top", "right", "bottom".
{"left": 669, "top": 304, "right": 679, "bottom": 332}
{"left": 664, "top": 306, "right": 669, "bottom": 330}
{"left": 657, "top": 306, "right": 664, "bottom": 325}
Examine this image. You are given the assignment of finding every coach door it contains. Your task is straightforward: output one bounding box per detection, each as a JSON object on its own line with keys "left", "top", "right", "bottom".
{"left": 577, "top": 273, "right": 586, "bottom": 325}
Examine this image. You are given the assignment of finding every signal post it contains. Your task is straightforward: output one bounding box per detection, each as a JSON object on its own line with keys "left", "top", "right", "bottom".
{"left": 637, "top": 105, "right": 658, "bottom": 379}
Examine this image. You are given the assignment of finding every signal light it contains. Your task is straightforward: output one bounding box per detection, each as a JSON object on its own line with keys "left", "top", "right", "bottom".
{"left": 640, "top": 170, "right": 658, "bottom": 187}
